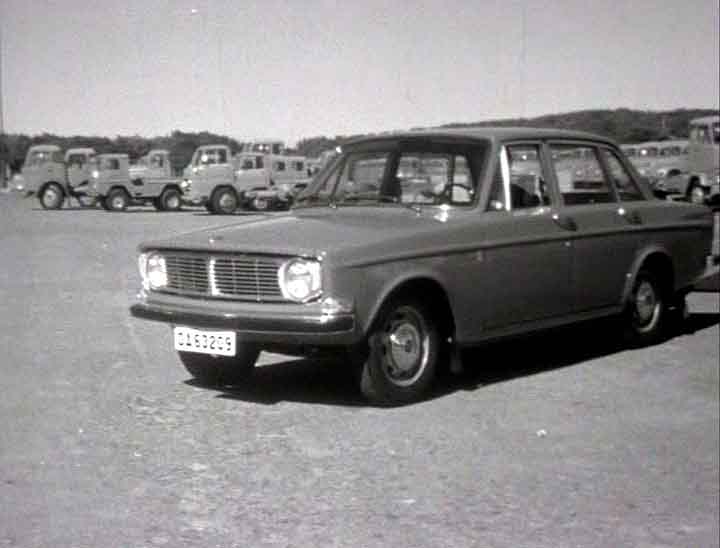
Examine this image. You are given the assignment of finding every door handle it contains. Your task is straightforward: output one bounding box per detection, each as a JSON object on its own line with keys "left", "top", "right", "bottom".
{"left": 551, "top": 213, "right": 577, "bottom": 231}
{"left": 617, "top": 207, "right": 642, "bottom": 225}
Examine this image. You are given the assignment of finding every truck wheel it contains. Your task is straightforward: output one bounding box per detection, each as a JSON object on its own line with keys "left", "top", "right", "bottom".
{"left": 359, "top": 298, "right": 440, "bottom": 405}
{"left": 211, "top": 188, "right": 238, "bottom": 215}
{"left": 178, "top": 345, "right": 260, "bottom": 386}
{"left": 686, "top": 184, "right": 706, "bottom": 205}
{"left": 40, "top": 183, "right": 64, "bottom": 210}
{"left": 251, "top": 196, "right": 270, "bottom": 211}
{"left": 152, "top": 197, "right": 164, "bottom": 211}
{"left": 100, "top": 197, "right": 111, "bottom": 211}
{"left": 105, "top": 188, "right": 130, "bottom": 212}
{"left": 160, "top": 188, "right": 182, "bottom": 211}
{"left": 622, "top": 268, "right": 667, "bottom": 346}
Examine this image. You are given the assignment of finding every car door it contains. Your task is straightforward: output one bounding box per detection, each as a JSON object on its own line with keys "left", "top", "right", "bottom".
{"left": 478, "top": 142, "right": 574, "bottom": 330}
{"left": 547, "top": 141, "right": 639, "bottom": 312}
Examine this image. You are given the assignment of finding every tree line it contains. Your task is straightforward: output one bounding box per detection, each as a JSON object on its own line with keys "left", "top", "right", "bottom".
{"left": 2, "top": 108, "right": 718, "bottom": 175}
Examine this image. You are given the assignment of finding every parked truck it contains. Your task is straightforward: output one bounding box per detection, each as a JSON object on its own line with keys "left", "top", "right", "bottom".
{"left": 89, "top": 149, "right": 184, "bottom": 212}
{"left": 181, "top": 144, "right": 311, "bottom": 214}
{"left": 20, "top": 145, "right": 96, "bottom": 209}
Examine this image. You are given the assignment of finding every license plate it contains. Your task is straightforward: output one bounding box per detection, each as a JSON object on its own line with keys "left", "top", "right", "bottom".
{"left": 173, "top": 327, "right": 236, "bottom": 356}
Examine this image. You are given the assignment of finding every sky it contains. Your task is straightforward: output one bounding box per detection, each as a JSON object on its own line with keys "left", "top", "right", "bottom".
{"left": 1, "top": 0, "right": 718, "bottom": 145}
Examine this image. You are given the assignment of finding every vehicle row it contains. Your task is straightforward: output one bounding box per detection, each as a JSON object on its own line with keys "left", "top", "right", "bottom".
{"left": 17, "top": 140, "right": 325, "bottom": 213}
{"left": 620, "top": 115, "right": 720, "bottom": 205}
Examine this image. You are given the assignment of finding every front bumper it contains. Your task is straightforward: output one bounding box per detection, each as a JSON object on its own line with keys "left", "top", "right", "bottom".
{"left": 130, "top": 291, "right": 358, "bottom": 347}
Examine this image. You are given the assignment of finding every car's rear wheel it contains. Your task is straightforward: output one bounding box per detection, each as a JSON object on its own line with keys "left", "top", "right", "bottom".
{"left": 40, "top": 183, "right": 64, "bottom": 209}
{"left": 179, "top": 345, "right": 260, "bottom": 386}
{"left": 211, "top": 187, "right": 238, "bottom": 215}
{"left": 105, "top": 188, "right": 130, "bottom": 211}
{"left": 160, "top": 188, "right": 182, "bottom": 211}
{"left": 623, "top": 269, "right": 667, "bottom": 346}
{"left": 359, "top": 298, "right": 439, "bottom": 405}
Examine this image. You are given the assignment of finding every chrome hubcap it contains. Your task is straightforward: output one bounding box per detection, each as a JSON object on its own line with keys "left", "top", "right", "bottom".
{"left": 44, "top": 188, "right": 58, "bottom": 205}
{"left": 690, "top": 187, "right": 705, "bottom": 204}
{"left": 111, "top": 196, "right": 125, "bottom": 209}
{"left": 381, "top": 309, "right": 428, "bottom": 386}
{"left": 635, "top": 280, "right": 657, "bottom": 325}
{"left": 219, "top": 193, "right": 236, "bottom": 211}
{"left": 167, "top": 196, "right": 180, "bottom": 209}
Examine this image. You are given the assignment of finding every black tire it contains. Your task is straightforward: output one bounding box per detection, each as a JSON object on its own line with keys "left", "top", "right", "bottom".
{"left": 39, "top": 183, "right": 64, "bottom": 210}
{"left": 105, "top": 188, "right": 130, "bottom": 212}
{"left": 211, "top": 187, "right": 238, "bottom": 215}
{"left": 179, "top": 345, "right": 260, "bottom": 386}
{"left": 686, "top": 183, "right": 706, "bottom": 205}
{"left": 622, "top": 269, "right": 668, "bottom": 346}
{"left": 160, "top": 188, "right": 182, "bottom": 211}
{"left": 204, "top": 202, "right": 216, "bottom": 214}
{"left": 152, "top": 197, "right": 164, "bottom": 211}
{"left": 359, "top": 298, "right": 440, "bottom": 405}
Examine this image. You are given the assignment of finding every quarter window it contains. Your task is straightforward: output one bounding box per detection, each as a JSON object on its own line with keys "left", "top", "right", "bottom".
{"left": 549, "top": 144, "right": 615, "bottom": 205}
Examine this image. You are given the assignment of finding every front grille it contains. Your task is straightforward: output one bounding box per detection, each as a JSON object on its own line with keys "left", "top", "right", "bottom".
{"left": 162, "top": 252, "right": 285, "bottom": 301}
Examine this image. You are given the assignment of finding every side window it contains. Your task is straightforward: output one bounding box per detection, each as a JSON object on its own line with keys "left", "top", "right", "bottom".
{"left": 506, "top": 145, "right": 550, "bottom": 209}
{"left": 217, "top": 148, "right": 227, "bottom": 164}
{"left": 336, "top": 152, "right": 388, "bottom": 199}
{"left": 601, "top": 149, "right": 644, "bottom": 202}
{"left": 274, "top": 161, "right": 286, "bottom": 172}
{"left": 241, "top": 159, "right": 254, "bottom": 170}
{"left": 549, "top": 144, "right": 615, "bottom": 205}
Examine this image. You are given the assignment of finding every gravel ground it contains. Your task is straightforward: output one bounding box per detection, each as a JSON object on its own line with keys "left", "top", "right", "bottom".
{"left": 1, "top": 192, "right": 718, "bottom": 548}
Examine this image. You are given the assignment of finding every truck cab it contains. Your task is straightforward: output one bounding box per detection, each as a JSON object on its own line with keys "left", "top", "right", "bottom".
{"left": 241, "top": 154, "right": 312, "bottom": 210}
{"left": 20, "top": 145, "right": 96, "bottom": 209}
{"left": 685, "top": 115, "right": 720, "bottom": 204}
{"left": 182, "top": 144, "right": 241, "bottom": 214}
{"left": 129, "top": 149, "right": 173, "bottom": 182}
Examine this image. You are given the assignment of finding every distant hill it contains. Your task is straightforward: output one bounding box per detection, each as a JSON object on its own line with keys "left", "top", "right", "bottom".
{"left": 296, "top": 108, "right": 719, "bottom": 157}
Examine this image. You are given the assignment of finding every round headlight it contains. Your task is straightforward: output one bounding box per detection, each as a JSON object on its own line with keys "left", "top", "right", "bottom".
{"left": 279, "top": 259, "right": 322, "bottom": 302}
{"left": 92, "top": 170, "right": 99, "bottom": 179}
{"left": 146, "top": 253, "right": 168, "bottom": 290}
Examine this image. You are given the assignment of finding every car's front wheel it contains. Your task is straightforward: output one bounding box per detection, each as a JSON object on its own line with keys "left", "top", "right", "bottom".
{"left": 40, "top": 183, "right": 64, "bottom": 209}
{"left": 359, "top": 298, "right": 440, "bottom": 405}
{"left": 623, "top": 269, "right": 667, "bottom": 346}
{"left": 179, "top": 345, "right": 260, "bottom": 386}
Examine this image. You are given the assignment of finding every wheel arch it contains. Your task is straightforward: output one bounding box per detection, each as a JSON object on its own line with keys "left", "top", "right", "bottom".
{"left": 622, "top": 247, "right": 675, "bottom": 304}
{"left": 38, "top": 180, "right": 66, "bottom": 197}
{"left": 363, "top": 275, "right": 456, "bottom": 343}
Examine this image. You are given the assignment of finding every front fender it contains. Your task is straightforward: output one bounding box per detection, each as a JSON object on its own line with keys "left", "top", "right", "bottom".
{"left": 621, "top": 244, "right": 674, "bottom": 304}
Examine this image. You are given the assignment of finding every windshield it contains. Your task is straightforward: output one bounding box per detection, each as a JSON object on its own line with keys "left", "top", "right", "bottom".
{"left": 295, "top": 144, "right": 481, "bottom": 207}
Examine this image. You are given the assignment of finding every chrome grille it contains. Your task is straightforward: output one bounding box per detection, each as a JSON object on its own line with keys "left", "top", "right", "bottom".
{"left": 162, "top": 252, "right": 284, "bottom": 301}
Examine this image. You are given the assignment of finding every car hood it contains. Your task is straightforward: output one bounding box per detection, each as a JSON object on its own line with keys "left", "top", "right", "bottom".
{"left": 140, "top": 206, "right": 460, "bottom": 260}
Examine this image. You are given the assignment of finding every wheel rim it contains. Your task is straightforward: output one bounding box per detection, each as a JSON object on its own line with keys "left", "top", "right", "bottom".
{"left": 379, "top": 307, "right": 429, "bottom": 387}
{"left": 43, "top": 187, "right": 59, "bottom": 207}
{"left": 254, "top": 198, "right": 268, "bottom": 210}
{"left": 218, "top": 192, "right": 236, "bottom": 212}
{"left": 690, "top": 186, "right": 705, "bottom": 204}
{"left": 634, "top": 279, "right": 658, "bottom": 328}
{"left": 166, "top": 194, "right": 180, "bottom": 209}
{"left": 111, "top": 195, "right": 125, "bottom": 210}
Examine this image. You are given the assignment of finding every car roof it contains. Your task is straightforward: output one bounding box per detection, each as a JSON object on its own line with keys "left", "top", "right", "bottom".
{"left": 343, "top": 127, "right": 617, "bottom": 148}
